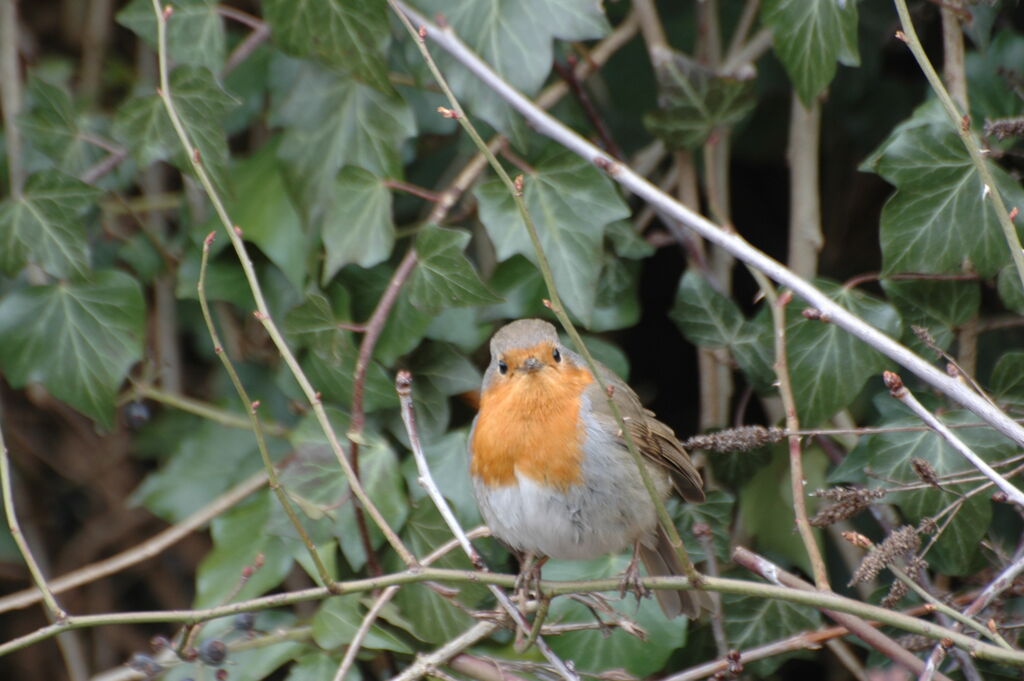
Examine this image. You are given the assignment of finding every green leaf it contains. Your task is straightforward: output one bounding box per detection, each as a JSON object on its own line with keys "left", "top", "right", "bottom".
{"left": 762, "top": 0, "right": 859, "bottom": 106}
{"left": 400, "top": 429, "right": 481, "bottom": 527}
{"left": 722, "top": 586, "right": 821, "bottom": 676}
{"left": 671, "top": 490, "right": 735, "bottom": 563}
{"left": 786, "top": 280, "right": 901, "bottom": 426}
{"left": 388, "top": 502, "right": 484, "bottom": 644}
{"left": 18, "top": 77, "right": 102, "bottom": 174}
{"left": 286, "top": 654, "right": 347, "bottom": 681}
{"left": 312, "top": 595, "right": 412, "bottom": 653}
{"left": 991, "top": 351, "right": 1024, "bottom": 409}
{"left": 645, "top": 49, "right": 757, "bottom": 148}
{"left": 412, "top": 0, "right": 608, "bottom": 133}
{"left": 284, "top": 290, "right": 352, "bottom": 354}
{"left": 408, "top": 225, "right": 501, "bottom": 309}
{"left": 112, "top": 66, "right": 239, "bottom": 194}
{"left": 116, "top": 0, "right": 225, "bottom": 73}
{"left": 545, "top": 553, "right": 686, "bottom": 675}
{"left": 475, "top": 148, "right": 631, "bottom": 325}
{"left": 0, "top": 271, "right": 144, "bottom": 427}
{"left": 880, "top": 278, "right": 980, "bottom": 328}
{"left": 303, "top": 345, "right": 398, "bottom": 414}
{"left": 340, "top": 264, "right": 434, "bottom": 366}
{"left": 606, "top": 219, "right": 655, "bottom": 259}
{"left": 997, "top": 266, "right": 1024, "bottom": 315}
{"left": 270, "top": 56, "right": 414, "bottom": 217}
{"left": 831, "top": 412, "right": 1013, "bottom": 574}
{"left": 864, "top": 108, "right": 1024, "bottom": 277}
{"left": 670, "top": 270, "right": 774, "bottom": 392}
{"left": 0, "top": 170, "right": 99, "bottom": 277}
{"left": 218, "top": 139, "right": 309, "bottom": 290}
{"left": 195, "top": 491, "right": 296, "bottom": 607}
{"left": 967, "top": 30, "right": 1024, "bottom": 120}
{"left": 590, "top": 257, "right": 642, "bottom": 332}
{"left": 263, "top": 0, "right": 390, "bottom": 93}
{"left": 322, "top": 166, "right": 395, "bottom": 282}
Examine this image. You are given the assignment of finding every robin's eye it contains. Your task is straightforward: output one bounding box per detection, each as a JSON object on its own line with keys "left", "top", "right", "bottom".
{"left": 552, "top": 348, "right": 561, "bottom": 363}
{"left": 498, "top": 360, "right": 508, "bottom": 375}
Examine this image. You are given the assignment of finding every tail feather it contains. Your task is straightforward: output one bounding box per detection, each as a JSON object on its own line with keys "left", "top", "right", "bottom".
{"left": 638, "top": 524, "right": 711, "bottom": 619}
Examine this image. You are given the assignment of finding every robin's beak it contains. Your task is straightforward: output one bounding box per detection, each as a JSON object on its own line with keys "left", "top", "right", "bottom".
{"left": 520, "top": 356, "right": 545, "bottom": 373}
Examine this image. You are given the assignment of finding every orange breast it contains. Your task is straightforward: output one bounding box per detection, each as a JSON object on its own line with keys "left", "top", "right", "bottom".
{"left": 471, "top": 364, "right": 594, "bottom": 490}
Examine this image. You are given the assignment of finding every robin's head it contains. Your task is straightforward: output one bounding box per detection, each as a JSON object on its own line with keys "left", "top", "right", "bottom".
{"left": 484, "top": 319, "right": 577, "bottom": 387}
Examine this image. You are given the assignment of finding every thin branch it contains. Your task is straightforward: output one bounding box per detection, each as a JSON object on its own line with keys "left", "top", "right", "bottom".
{"left": 392, "top": 0, "right": 1024, "bottom": 449}
{"left": 389, "top": 620, "right": 500, "bottom": 681}
{"left": 149, "top": 0, "right": 416, "bottom": 567}
{"left": 128, "top": 383, "right": 289, "bottom": 437}
{"left": 0, "top": 425, "right": 67, "bottom": 620}
{"left": 786, "top": 93, "right": 822, "bottom": 279}
{"left": 893, "top": 0, "right": 1024, "bottom": 290}
{"left": 197, "top": 233, "right": 334, "bottom": 588}
{"left": 883, "top": 371, "right": 1024, "bottom": 507}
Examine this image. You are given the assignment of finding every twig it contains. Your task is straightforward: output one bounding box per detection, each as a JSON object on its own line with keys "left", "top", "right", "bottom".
{"left": 389, "top": 620, "right": 501, "bottom": 681}
{"left": 394, "top": 371, "right": 579, "bottom": 681}
{"left": 197, "top": 233, "right": 334, "bottom": 588}
{"left": 939, "top": 3, "right": 967, "bottom": 111}
{"left": 223, "top": 20, "right": 269, "bottom": 76}
{"left": 0, "top": 472, "right": 266, "bottom": 615}
{"left": 724, "top": 0, "right": 760, "bottom": 66}
{"left": 694, "top": 525, "right": 728, "bottom": 656}
{"left": 963, "top": 546, "right": 1024, "bottom": 617}
{"left": 883, "top": 371, "right": 1024, "bottom": 507}
{"left": 893, "top": 0, "right": 1024, "bottom": 290}
{"left": 149, "top": 0, "right": 416, "bottom": 567}
{"left": 0, "top": 423, "right": 67, "bottom": 620}
{"left": 786, "top": 94, "right": 822, "bottom": 278}
{"left": 128, "top": 383, "right": 289, "bottom": 437}
{"left": 733, "top": 547, "right": 955, "bottom": 681}
{"left": 393, "top": 0, "right": 1024, "bottom": 448}
{"left": 1, "top": 0, "right": 24, "bottom": 198}
{"left": 389, "top": 0, "right": 702, "bottom": 590}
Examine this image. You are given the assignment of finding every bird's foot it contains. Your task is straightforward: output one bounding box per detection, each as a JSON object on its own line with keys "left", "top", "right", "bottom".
{"left": 619, "top": 543, "right": 650, "bottom": 604}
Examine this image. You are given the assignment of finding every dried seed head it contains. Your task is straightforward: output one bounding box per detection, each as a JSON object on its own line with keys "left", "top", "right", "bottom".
{"left": 810, "top": 487, "right": 886, "bottom": 526}
{"left": 985, "top": 117, "right": 1024, "bottom": 140}
{"left": 881, "top": 579, "right": 908, "bottom": 607}
{"left": 849, "top": 526, "right": 920, "bottom": 586}
{"left": 911, "top": 457, "right": 940, "bottom": 487}
{"left": 917, "top": 517, "right": 938, "bottom": 535}
{"left": 897, "top": 634, "right": 933, "bottom": 652}
{"left": 683, "top": 426, "right": 784, "bottom": 453}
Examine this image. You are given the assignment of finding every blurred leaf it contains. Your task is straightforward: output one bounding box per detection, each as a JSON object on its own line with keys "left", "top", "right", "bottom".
{"left": 195, "top": 491, "right": 296, "bottom": 607}
{"left": 412, "top": 0, "right": 608, "bottom": 133}
{"left": 590, "top": 257, "right": 642, "bottom": 331}
{"left": 0, "top": 270, "right": 144, "bottom": 428}
{"left": 787, "top": 280, "right": 901, "bottom": 426}
{"left": 303, "top": 340, "right": 398, "bottom": 414}
{"left": 400, "top": 428, "right": 481, "bottom": 527}
{"left": 863, "top": 106, "right": 1024, "bottom": 277}
{"left": 312, "top": 595, "right": 412, "bottom": 653}
{"left": 388, "top": 502, "right": 483, "bottom": 644}
{"left": 0, "top": 170, "right": 98, "bottom": 277}
{"left": 997, "top": 266, "right": 1024, "bottom": 315}
{"left": 19, "top": 77, "right": 102, "bottom": 174}
{"left": 220, "top": 139, "right": 309, "bottom": 290}
{"left": 967, "top": 30, "right": 1024, "bottom": 120}
{"left": 722, "top": 586, "right": 822, "bottom": 675}
{"left": 409, "top": 225, "right": 501, "bottom": 309}
{"left": 270, "top": 56, "right": 414, "bottom": 218}
{"left": 284, "top": 291, "right": 352, "bottom": 354}
{"left": 424, "top": 306, "right": 491, "bottom": 352}
{"left": 991, "top": 351, "right": 1024, "bottom": 409}
{"left": 322, "top": 166, "right": 395, "bottom": 282}
{"left": 762, "top": 0, "right": 859, "bottom": 106}
{"left": 286, "top": 654, "right": 350, "bottom": 681}
{"left": 739, "top": 445, "right": 826, "bottom": 574}
{"left": 545, "top": 553, "right": 686, "bottom": 675}
{"left": 263, "top": 0, "right": 391, "bottom": 92}
{"left": 341, "top": 264, "right": 434, "bottom": 366}
{"left": 606, "top": 219, "right": 655, "bottom": 259}
{"left": 482, "top": 255, "right": 549, "bottom": 322}
{"left": 117, "top": 0, "right": 225, "bottom": 72}
{"left": 113, "top": 66, "right": 239, "bottom": 194}
{"left": 645, "top": 50, "right": 756, "bottom": 148}
{"left": 475, "top": 148, "right": 630, "bottom": 325}
{"left": 391, "top": 342, "right": 480, "bottom": 444}
{"left": 831, "top": 412, "right": 1013, "bottom": 574}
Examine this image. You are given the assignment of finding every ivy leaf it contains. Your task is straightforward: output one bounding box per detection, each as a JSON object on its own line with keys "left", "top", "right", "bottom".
{"left": 967, "top": 30, "right": 1024, "bottom": 120}
{"left": 669, "top": 270, "right": 774, "bottom": 392}
{"left": 545, "top": 553, "right": 686, "bottom": 675}
{"left": 671, "top": 490, "right": 735, "bottom": 563}
{"left": 786, "top": 280, "right": 901, "bottom": 426}
{"left": 762, "top": 0, "right": 859, "bottom": 106}
{"left": 0, "top": 170, "right": 99, "bottom": 278}
{"left": 18, "top": 77, "right": 102, "bottom": 174}
{"left": 991, "top": 351, "right": 1024, "bottom": 409}
{"left": 0, "top": 270, "right": 144, "bottom": 428}
{"left": 880, "top": 278, "right": 980, "bottom": 328}
{"left": 312, "top": 595, "right": 412, "bottom": 653}
{"left": 263, "top": 0, "right": 390, "bottom": 93}
{"left": 270, "top": 56, "right": 414, "bottom": 218}
{"left": 194, "top": 491, "right": 296, "bottom": 607}
{"left": 997, "top": 266, "right": 1024, "bottom": 315}
{"left": 408, "top": 225, "right": 501, "bottom": 309}
{"left": 722, "top": 587, "right": 821, "bottom": 675}
{"left": 475, "top": 148, "right": 630, "bottom": 325}
{"left": 831, "top": 412, "right": 1011, "bottom": 575}
{"left": 645, "top": 49, "right": 756, "bottom": 148}
{"left": 863, "top": 107, "right": 1024, "bottom": 277}
{"left": 400, "top": 429, "right": 480, "bottom": 527}
{"left": 113, "top": 66, "right": 239, "bottom": 195}
{"left": 412, "top": 0, "right": 608, "bottom": 133}
{"left": 388, "top": 342, "right": 480, "bottom": 444}
{"left": 284, "top": 290, "right": 352, "bottom": 354}
{"left": 322, "top": 166, "right": 395, "bottom": 283}
{"left": 116, "top": 0, "right": 225, "bottom": 73}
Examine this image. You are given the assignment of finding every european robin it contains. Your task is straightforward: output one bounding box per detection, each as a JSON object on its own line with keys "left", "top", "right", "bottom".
{"left": 469, "top": 318, "right": 706, "bottom": 618}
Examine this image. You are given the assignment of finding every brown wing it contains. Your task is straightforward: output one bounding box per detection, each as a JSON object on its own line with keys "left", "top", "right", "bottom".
{"left": 585, "top": 364, "right": 705, "bottom": 504}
